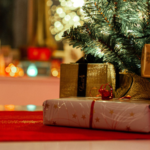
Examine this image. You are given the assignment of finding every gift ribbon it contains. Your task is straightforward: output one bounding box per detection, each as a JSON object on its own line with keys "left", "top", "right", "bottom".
{"left": 77, "top": 63, "right": 87, "bottom": 97}
{"left": 89, "top": 84, "right": 131, "bottom": 128}
{"left": 99, "top": 83, "right": 113, "bottom": 100}
{"left": 119, "top": 95, "right": 131, "bottom": 102}
{"left": 89, "top": 100, "right": 96, "bottom": 128}
{"left": 89, "top": 83, "right": 113, "bottom": 128}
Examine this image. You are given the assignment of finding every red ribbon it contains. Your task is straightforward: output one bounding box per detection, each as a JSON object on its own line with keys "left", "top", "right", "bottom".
{"left": 89, "top": 83, "right": 113, "bottom": 128}
{"left": 89, "top": 100, "right": 96, "bottom": 128}
{"left": 89, "top": 83, "right": 131, "bottom": 128}
{"left": 119, "top": 95, "right": 131, "bottom": 102}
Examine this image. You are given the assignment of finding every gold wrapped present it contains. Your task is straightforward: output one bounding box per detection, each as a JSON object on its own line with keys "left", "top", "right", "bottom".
{"left": 60, "top": 63, "right": 116, "bottom": 98}
{"left": 141, "top": 44, "right": 150, "bottom": 78}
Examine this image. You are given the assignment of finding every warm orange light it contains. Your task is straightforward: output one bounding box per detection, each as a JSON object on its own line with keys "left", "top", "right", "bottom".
{"left": 5, "top": 63, "right": 24, "bottom": 77}
{"left": 11, "top": 66, "right": 17, "bottom": 73}
{"left": 57, "top": 72, "right": 60, "bottom": 78}
{"left": 18, "top": 68, "right": 24, "bottom": 76}
{"left": 4, "top": 105, "right": 15, "bottom": 111}
{"left": 52, "top": 70, "right": 58, "bottom": 77}
{"left": 9, "top": 72, "right": 15, "bottom": 77}
{"left": 5, "top": 67, "right": 10, "bottom": 73}
{"left": 9, "top": 63, "right": 15, "bottom": 67}
{"left": 0, "top": 54, "right": 5, "bottom": 76}
{"left": 51, "top": 68, "right": 59, "bottom": 77}
{"left": 16, "top": 67, "right": 20, "bottom": 73}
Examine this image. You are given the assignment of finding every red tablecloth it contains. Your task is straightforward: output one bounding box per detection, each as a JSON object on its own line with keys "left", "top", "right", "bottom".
{"left": 0, "top": 111, "right": 150, "bottom": 141}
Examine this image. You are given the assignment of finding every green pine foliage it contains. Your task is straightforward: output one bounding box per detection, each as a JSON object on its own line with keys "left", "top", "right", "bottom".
{"left": 63, "top": 0, "right": 150, "bottom": 75}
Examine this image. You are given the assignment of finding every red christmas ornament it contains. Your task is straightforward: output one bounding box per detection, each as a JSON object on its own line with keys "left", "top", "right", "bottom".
{"left": 98, "top": 83, "right": 113, "bottom": 100}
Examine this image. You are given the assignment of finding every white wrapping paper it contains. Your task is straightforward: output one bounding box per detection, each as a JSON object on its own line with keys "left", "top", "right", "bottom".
{"left": 43, "top": 98, "right": 150, "bottom": 133}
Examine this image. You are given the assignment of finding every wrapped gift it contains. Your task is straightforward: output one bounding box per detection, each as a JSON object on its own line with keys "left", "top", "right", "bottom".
{"left": 43, "top": 98, "right": 150, "bottom": 133}
{"left": 141, "top": 44, "right": 150, "bottom": 78}
{"left": 60, "top": 63, "right": 116, "bottom": 98}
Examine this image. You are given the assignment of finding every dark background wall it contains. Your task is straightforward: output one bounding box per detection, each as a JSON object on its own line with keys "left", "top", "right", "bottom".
{"left": 13, "top": 0, "right": 28, "bottom": 48}
{"left": 0, "top": 0, "right": 28, "bottom": 48}
{"left": 0, "top": 0, "right": 14, "bottom": 47}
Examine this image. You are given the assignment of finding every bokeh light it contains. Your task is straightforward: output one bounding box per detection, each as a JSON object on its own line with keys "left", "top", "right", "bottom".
{"left": 5, "top": 105, "right": 15, "bottom": 111}
{"left": 18, "top": 68, "right": 24, "bottom": 77}
{"left": 5, "top": 63, "right": 24, "bottom": 77}
{"left": 65, "top": 15, "right": 71, "bottom": 21}
{"left": 27, "top": 64, "right": 38, "bottom": 77}
{"left": 71, "top": 0, "right": 85, "bottom": 8}
{"left": 73, "top": 16, "right": 80, "bottom": 22}
{"left": 5, "top": 67, "right": 10, "bottom": 73}
{"left": 47, "top": 0, "right": 53, "bottom": 7}
{"left": 11, "top": 66, "right": 17, "bottom": 73}
{"left": 27, "top": 105, "right": 37, "bottom": 111}
{"left": 54, "top": 21, "right": 62, "bottom": 28}
{"left": 59, "top": 12, "right": 66, "bottom": 18}
{"left": 50, "top": 0, "right": 85, "bottom": 41}
{"left": 56, "top": 8, "right": 63, "bottom": 14}
{"left": 51, "top": 68, "right": 59, "bottom": 77}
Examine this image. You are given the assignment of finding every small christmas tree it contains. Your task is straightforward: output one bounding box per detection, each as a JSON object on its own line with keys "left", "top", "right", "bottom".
{"left": 63, "top": 0, "right": 150, "bottom": 76}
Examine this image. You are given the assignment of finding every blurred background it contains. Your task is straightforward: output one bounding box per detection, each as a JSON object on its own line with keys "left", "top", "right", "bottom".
{"left": 0, "top": 0, "right": 85, "bottom": 107}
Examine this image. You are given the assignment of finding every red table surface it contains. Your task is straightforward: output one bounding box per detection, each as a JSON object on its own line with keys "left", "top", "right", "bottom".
{"left": 0, "top": 111, "right": 150, "bottom": 142}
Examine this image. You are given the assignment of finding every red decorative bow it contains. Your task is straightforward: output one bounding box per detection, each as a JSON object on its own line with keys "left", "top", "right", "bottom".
{"left": 98, "top": 83, "right": 113, "bottom": 100}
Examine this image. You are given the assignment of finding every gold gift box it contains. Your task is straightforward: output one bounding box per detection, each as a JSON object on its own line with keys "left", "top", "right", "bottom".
{"left": 141, "top": 44, "right": 150, "bottom": 78}
{"left": 60, "top": 63, "right": 116, "bottom": 98}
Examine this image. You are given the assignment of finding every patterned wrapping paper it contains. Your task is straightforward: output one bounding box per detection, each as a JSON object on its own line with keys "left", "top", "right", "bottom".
{"left": 43, "top": 98, "right": 150, "bottom": 133}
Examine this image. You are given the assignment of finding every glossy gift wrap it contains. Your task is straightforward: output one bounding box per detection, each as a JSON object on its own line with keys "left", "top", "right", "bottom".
{"left": 43, "top": 98, "right": 150, "bottom": 133}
